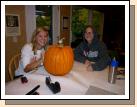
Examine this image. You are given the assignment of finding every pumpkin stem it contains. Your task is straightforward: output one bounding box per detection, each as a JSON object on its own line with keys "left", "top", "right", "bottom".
{"left": 58, "top": 37, "right": 65, "bottom": 47}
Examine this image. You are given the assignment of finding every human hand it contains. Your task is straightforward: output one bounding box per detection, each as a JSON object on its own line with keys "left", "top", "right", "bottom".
{"left": 84, "top": 60, "right": 91, "bottom": 68}
{"left": 87, "top": 65, "right": 93, "bottom": 72}
{"left": 90, "top": 61, "right": 95, "bottom": 64}
{"left": 30, "top": 57, "right": 37, "bottom": 63}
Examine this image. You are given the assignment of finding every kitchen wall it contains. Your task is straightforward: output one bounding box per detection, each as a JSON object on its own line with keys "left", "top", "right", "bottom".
{"left": 5, "top": 5, "right": 26, "bottom": 82}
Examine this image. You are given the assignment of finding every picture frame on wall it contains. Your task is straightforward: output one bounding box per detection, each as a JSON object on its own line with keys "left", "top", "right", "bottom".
{"left": 5, "top": 14, "right": 21, "bottom": 36}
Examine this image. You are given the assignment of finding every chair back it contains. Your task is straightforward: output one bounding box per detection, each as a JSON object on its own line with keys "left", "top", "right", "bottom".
{"left": 8, "top": 53, "right": 21, "bottom": 80}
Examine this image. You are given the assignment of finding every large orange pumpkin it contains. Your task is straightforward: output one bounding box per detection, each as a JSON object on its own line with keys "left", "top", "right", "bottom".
{"left": 43, "top": 44, "right": 74, "bottom": 76}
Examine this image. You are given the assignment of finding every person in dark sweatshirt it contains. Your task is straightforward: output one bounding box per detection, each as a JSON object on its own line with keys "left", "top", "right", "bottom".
{"left": 74, "top": 25, "right": 110, "bottom": 71}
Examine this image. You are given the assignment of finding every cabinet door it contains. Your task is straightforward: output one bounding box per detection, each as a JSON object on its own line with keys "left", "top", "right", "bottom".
{"left": 60, "top": 5, "right": 71, "bottom": 46}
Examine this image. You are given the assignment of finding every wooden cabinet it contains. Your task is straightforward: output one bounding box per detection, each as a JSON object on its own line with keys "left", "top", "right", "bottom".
{"left": 60, "top": 6, "right": 71, "bottom": 45}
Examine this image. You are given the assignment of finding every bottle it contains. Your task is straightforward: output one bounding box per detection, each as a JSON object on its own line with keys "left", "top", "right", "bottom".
{"left": 108, "top": 57, "right": 118, "bottom": 84}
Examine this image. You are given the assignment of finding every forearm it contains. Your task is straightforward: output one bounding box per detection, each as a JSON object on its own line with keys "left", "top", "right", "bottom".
{"left": 91, "top": 56, "right": 110, "bottom": 71}
{"left": 74, "top": 50, "right": 86, "bottom": 63}
{"left": 24, "top": 58, "right": 42, "bottom": 73}
{"left": 74, "top": 54, "right": 86, "bottom": 63}
{"left": 91, "top": 42, "right": 110, "bottom": 71}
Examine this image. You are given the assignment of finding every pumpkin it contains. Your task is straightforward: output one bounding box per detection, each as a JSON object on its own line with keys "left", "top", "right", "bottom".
{"left": 43, "top": 40, "right": 74, "bottom": 76}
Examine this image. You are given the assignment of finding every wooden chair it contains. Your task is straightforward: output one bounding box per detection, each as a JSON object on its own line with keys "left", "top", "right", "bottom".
{"left": 8, "top": 53, "right": 21, "bottom": 80}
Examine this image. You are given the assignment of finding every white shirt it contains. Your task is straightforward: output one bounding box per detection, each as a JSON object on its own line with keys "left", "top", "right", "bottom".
{"left": 15, "top": 43, "right": 44, "bottom": 76}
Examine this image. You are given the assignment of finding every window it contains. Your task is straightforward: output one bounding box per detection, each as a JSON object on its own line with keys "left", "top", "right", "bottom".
{"left": 71, "top": 6, "right": 104, "bottom": 48}
{"left": 35, "top": 5, "right": 52, "bottom": 44}
{"left": 92, "top": 10, "right": 104, "bottom": 40}
{"left": 72, "top": 6, "right": 88, "bottom": 41}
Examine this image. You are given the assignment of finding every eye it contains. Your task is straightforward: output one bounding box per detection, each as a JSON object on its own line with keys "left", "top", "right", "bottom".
{"left": 38, "top": 35, "right": 42, "bottom": 38}
{"left": 44, "top": 35, "right": 48, "bottom": 38}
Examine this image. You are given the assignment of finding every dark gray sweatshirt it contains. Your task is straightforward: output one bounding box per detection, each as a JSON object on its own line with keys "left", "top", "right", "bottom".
{"left": 74, "top": 34, "right": 110, "bottom": 71}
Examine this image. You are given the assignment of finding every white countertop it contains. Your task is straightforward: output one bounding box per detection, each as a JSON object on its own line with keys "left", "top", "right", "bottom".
{"left": 5, "top": 61, "right": 125, "bottom": 95}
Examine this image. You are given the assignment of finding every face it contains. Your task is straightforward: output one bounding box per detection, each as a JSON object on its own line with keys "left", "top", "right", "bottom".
{"left": 84, "top": 27, "right": 94, "bottom": 43}
{"left": 35, "top": 30, "right": 48, "bottom": 48}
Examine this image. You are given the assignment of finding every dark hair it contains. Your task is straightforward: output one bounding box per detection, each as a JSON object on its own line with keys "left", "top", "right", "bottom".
{"left": 84, "top": 25, "right": 94, "bottom": 33}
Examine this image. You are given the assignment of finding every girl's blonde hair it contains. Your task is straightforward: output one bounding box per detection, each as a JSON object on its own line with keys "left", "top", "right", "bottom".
{"left": 31, "top": 26, "right": 49, "bottom": 54}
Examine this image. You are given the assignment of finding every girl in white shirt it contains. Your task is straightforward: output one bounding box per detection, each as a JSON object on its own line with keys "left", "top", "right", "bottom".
{"left": 15, "top": 27, "right": 49, "bottom": 76}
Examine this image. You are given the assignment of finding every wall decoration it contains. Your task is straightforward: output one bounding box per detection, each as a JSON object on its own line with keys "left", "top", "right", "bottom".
{"left": 6, "top": 14, "right": 20, "bottom": 36}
